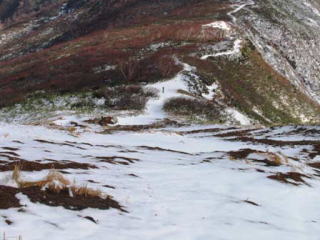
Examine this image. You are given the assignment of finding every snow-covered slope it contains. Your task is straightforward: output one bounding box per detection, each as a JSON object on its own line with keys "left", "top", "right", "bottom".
{"left": 0, "top": 76, "right": 319, "bottom": 239}
{"left": 1, "top": 121, "right": 320, "bottom": 240}
{"left": 236, "top": 0, "right": 320, "bottom": 103}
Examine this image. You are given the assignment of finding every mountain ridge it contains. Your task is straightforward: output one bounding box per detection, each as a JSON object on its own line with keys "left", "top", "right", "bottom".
{"left": 0, "top": 0, "right": 319, "bottom": 125}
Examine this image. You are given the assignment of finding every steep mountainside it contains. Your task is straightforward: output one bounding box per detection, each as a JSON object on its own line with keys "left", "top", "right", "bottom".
{"left": 236, "top": 0, "right": 320, "bottom": 103}
{"left": 2, "top": 1, "right": 320, "bottom": 239}
{"left": 0, "top": 0, "right": 320, "bottom": 125}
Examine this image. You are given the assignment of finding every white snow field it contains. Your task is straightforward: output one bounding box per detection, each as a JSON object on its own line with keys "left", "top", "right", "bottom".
{"left": 1, "top": 121, "right": 320, "bottom": 240}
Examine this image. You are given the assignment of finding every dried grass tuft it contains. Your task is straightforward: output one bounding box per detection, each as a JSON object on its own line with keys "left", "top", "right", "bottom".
{"left": 12, "top": 166, "right": 104, "bottom": 198}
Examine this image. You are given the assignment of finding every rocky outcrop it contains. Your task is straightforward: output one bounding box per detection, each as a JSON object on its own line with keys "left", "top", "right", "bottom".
{"left": 235, "top": 0, "right": 320, "bottom": 103}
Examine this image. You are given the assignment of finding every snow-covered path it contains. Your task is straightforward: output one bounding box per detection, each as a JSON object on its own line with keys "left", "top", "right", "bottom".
{"left": 201, "top": 1, "right": 255, "bottom": 60}
{"left": 227, "top": 1, "right": 255, "bottom": 23}
{"left": 117, "top": 62, "right": 193, "bottom": 125}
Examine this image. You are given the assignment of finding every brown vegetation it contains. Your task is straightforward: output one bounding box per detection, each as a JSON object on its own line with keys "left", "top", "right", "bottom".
{"left": 163, "top": 97, "right": 223, "bottom": 121}
{"left": 229, "top": 149, "right": 288, "bottom": 166}
{"left": 1, "top": 166, "right": 125, "bottom": 211}
{"left": 0, "top": 159, "right": 96, "bottom": 172}
{"left": 93, "top": 85, "right": 158, "bottom": 111}
{"left": 268, "top": 172, "right": 310, "bottom": 186}
{"left": 0, "top": 0, "right": 228, "bottom": 108}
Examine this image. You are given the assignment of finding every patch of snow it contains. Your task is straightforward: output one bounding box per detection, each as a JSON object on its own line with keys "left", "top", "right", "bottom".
{"left": 226, "top": 107, "right": 251, "bottom": 125}
{"left": 304, "top": 1, "right": 320, "bottom": 17}
{"left": 202, "top": 21, "right": 232, "bottom": 31}
{"left": 228, "top": 1, "right": 255, "bottom": 23}
{"left": 201, "top": 39, "right": 243, "bottom": 59}
{"left": 92, "top": 64, "right": 116, "bottom": 74}
{"left": 202, "top": 82, "right": 219, "bottom": 100}
{"left": 0, "top": 122, "right": 320, "bottom": 240}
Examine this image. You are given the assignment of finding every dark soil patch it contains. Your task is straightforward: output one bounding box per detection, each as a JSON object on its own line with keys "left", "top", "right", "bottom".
{"left": 128, "top": 173, "right": 139, "bottom": 178}
{"left": 282, "top": 127, "right": 320, "bottom": 137}
{"left": 214, "top": 129, "right": 257, "bottom": 138}
{"left": 308, "top": 162, "right": 320, "bottom": 169}
{"left": 0, "top": 153, "right": 21, "bottom": 161}
{"left": 82, "top": 216, "right": 97, "bottom": 224}
{"left": 21, "top": 186, "right": 125, "bottom": 211}
{"left": 119, "top": 149, "right": 139, "bottom": 153}
{"left": 179, "top": 127, "right": 238, "bottom": 135}
{"left": 105, "top": 119, "right": 185, "bottom": 133}
{"left": 0, "top": 186, "right": 21, "bottom": 209}
{"left": 230, "top": 137, "right": 320, "bottom": 147}
{"left": 267, "top": 172, "right": 310, "bottom": 186}
{"left": 243, "top": 200, "right": 260, "bottom": 206}
{"left": 34, "top": 139, "right": 86, "bottom": 150}
{"left": 5, "top": 219, "right": 13, "bottom": 225}
{"left": 2, "top": 147, "right": 19, "bottom": 151}
{"left": 97, "top": 156, "right": 139, "bottom": 165}
{"left": 251, "top": 159, "right": 282, "bottom": 167}
{"left": 0, "top": 160, "right": 96, "bottom": 172}
{"left": 138, "top": 146, "right": 193, "bottom": 155}
{"left": 229, "top": 149, "right": 257, "bottom": 159}
{"left": 309, "top": 144, "right": 320, "bottom": 159}
{"left": 229, "top": 149, "right": 283, "bottom": 166}
{"left": 87, "top": 180, "right": 100, "bottom": 184}
{"left": 0, "top": 151, "right": 20, "bottom": 157}
{"left": 79, "top": 142, "right": 94, "bottom": 147}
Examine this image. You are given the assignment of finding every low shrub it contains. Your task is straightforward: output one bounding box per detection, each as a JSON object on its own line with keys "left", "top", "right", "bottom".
{"left": 94, "top": 85, "right": 158, "bottom": 111}
{"left": 163, "top": 97, "right": 223, "bottom": 122}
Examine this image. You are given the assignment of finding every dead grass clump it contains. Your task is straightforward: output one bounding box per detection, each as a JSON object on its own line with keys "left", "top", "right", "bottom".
{"left": 8, "top": 166, "right": 124, "bottom": 211}
{"left": 228, "top": 149, "right": 288, "bottom": 166}
{"left": 69, "top": 185, "right": 102, "bottom": 198}
{"left": 12, "top": 166, "right": 103, "bottom": 198}
{"left": 13, "top": 166, "right": 70, "bottom": 188}
{"left": 268, "top": 172, "right": 310, "bottom": 186}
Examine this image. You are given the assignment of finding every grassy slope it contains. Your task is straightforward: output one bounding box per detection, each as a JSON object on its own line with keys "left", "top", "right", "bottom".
{"left": 186, "top": 42, "right": 320, "bottom": 125}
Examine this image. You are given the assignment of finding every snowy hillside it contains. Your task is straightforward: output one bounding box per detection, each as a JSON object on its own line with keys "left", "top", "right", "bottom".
{"left": 1, "top": 119, "right": 320, "bottom": 239}
{"left": 1, "top": 0, "right": 320, "bottom": 239}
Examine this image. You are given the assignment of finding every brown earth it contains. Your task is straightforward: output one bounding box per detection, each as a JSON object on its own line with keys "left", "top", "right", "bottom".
{"left": 0, "top": 186, "right": 21, "bottom": 209}
{"left": 267, "top": 172, "right": 310, "bottom": 186}
{"left": 0, "top": 159, "right": 97, "bottom": 172}
{"left": 0, "top": 0, "right": 230, "bottom": 107}
{"left": 21, "top": 186, "right": 125, "bottom": 211}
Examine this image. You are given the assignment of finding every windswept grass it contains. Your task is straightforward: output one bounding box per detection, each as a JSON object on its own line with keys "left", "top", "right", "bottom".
{"left": 12, "top": 166, "right": 104, "bottom": 199}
